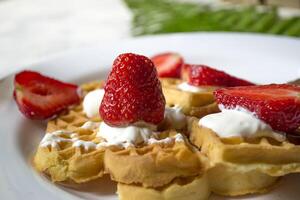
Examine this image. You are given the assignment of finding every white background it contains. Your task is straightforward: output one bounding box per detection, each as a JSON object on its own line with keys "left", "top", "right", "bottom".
{"left": 0, "top": 0, "right": 299, "bottom": 79}
{"left": 0, "top": 0, "right": 131, "bottom": 78}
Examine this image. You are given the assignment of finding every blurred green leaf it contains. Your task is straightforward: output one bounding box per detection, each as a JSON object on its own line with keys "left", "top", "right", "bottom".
{"left": 124, "top": 0, "right": 300, "bottom": 37}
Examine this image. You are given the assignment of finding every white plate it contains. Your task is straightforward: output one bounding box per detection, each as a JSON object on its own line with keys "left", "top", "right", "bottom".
{"left": 1, "top": 33, "right": 300, "bottom": 200}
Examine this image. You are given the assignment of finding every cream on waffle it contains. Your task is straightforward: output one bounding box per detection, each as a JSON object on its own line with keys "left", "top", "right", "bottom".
{"left": 33, "top": 81, "right": 105, "bottom": 183}
{"left": 189, "top": 113, "right": 300, "bottom": 196}
{"left": 34, "top": 80, "right": 211, "bottom": 199}
{"left": 160, "top": 78, "right": 219, "bottom": 118}
{"left": 103, "top": 129, "right": 207, "bottom": 188}
{"left": 188, "top": 83, "right": 300, "bottom": 196}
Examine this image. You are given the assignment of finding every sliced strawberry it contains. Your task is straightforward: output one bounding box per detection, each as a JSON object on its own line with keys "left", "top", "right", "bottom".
{"left": 100, "top": 53, "right": 165, "bottom": 126}
{"left": 214, "top": 84, "right": 300, "bottom": 133}
{"left": 151, "top": 52, "right": 184, "bottom": 78}
{"left": 14, "top": 70, "right": 80, "bottom": 120}
{"left": 187, "top": 64, "right": 255, "bottom": 87}
{"left": 181, "top": 64, "right": 190, "bottom": 81}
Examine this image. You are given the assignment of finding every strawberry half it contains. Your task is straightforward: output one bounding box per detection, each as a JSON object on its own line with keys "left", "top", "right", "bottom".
{"left": 14, "top": 70, "right": 80, "bottom": 120}
{"left": 100, "top": 53, "right": 166, "bottom": 126}
{"left": 187, "top": 65, "right": 255, "bottom": 87}
{"left": 214, "top": 84, "right": 300, "bottom": 133}
{"left": 181, "top": 64, "right": 190, "bottom": 81}
{"left": 151, "top": 52, "right": 184, "bottom": 78}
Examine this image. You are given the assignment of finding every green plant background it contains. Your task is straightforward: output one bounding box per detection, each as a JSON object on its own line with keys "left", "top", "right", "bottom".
{"left": 124, "top": 0, "right": 300, "bottom": 37}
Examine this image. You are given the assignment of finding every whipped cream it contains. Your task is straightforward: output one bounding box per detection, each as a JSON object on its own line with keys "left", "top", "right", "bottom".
{"left": 40, "top": 121, "right": 99, "bottom": 150}
{"left": 148, "top": 133, "right": 184, "bottom": 144}
{"left": 73, "top": 140, "right": 97, "bottom": 151}
{"left": 164, "top": 105, "right": 187, "bottom": 129}
{"left": 40, "top": 120, "right": 184, "bottom": 151}
{"left": 83, "top": 89, "right": 104, "bottom": 118}
{"left": 97, "top": 122, "right": 185, "bottom": 148}
{"left": 199, "top": 106, "right": 285, "bottom": 142}
{"left": 40, "top": 130, "right": 78, "bottom": 149}
{"left": 81, "top": 121, "right": 100, "bottom": 130}
{"left": 97, "top": 122, "right": 155, "bottom": 148}
{"left": 177, "top": 82, "right": 205, "bottom": 93}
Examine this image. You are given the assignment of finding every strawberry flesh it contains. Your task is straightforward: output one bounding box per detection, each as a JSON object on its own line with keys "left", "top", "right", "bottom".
{"left": 100, "top": 53, "right": 166, "bottom": 126}
{"left": 181, "top": 64, "right": 190, "bottom": 81}
{"left": 14, "top": 71, "right": 80, "bottom": 120}
{"left": 214, "top": 84, "right": 300, "bottom": 133}
{"left": 151, "top": 52, "right": 184, "bottom": 78}
{"left": 187, "top": 64, "right": 255, "bottom": 87}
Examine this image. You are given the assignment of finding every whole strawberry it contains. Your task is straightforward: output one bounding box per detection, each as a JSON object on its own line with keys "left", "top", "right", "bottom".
{"left": 100, "top": 53, "right": 166, "bottom": 126}
{"left": 14, "top": 70, "right": 80, "bottom": 120}
{"left": 187, "top": 65, "right": 255, "bottom": 87}
{"left": 214, "top": 84, "right": 300, "bottom": 133}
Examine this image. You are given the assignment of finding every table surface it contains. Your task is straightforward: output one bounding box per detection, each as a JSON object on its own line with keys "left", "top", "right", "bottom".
{"left": 0, "top": 0, "right": 131, "bottom": 79}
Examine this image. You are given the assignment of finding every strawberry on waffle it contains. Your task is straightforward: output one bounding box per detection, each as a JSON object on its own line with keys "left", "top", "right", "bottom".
{"left": 190, "top": 84, "right": 300, "bottom": 196}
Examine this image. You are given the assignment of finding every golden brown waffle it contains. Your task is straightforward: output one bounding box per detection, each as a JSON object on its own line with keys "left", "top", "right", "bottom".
{"left": 104, "top": 130, "right": 207, "bottom": 188}
{"left": 207, "top": 163, "right": 278, "bottom": 196}
{"left": 160, "top": 78, "right": 219, "bottom": 118}
{"left": 189, "top": 118, "right": 300, "bottom": 196}
{"left": 117, "top": 175, "right": 210, "bottom": 200}
{"left": 34, "top": 81, "right": 209, "bottom": 190}
{"left": 34, "top": 81, "right": 105, "bottom": 183}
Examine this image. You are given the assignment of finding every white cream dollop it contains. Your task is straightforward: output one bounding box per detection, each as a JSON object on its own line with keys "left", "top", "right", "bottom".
{"left": 199, "top": 106, "right": 285, "bottom": 142}
{"left": 40, "top": 130, "right": 77, "bottom": 149}
{"left": 81, "top": 121, "right": 100, "bottom": 130}
{"left": 83, "top": 89, "right": 104, "bottom": 118}
{"left": 97, "top": 122, "right": 184, "bottom": 148}
{"left": 164, "top": 105, "right": 187, "bottom": 129}
{"left": 40, "top": 122, "right": 99, "bottom": 150}
{"left": 73, "top": 140, "right": 97, "bottom": 151}
{"left": 40, "top": 120, "right": 185, "bottom": 151}
{"left": 98, "top": 122, "right": 155, "bottom": 148}
{"left": 177, "top": 82, "right": 205, "bottom": 93}
{"left": 148, "top": 133, "right": 184, "bottom": 144}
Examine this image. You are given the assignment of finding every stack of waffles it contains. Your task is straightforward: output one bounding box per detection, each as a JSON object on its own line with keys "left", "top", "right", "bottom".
{"left": 31, "top": 53, "right": 300, "bottom": 200}
{"left": 34, "top": 81, "right": 211, "bottom": 200}
{"left": 34, "top": 78, "right": 300, "bottom": 199}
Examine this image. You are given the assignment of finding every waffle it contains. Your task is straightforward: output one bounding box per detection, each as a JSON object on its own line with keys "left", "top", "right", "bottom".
{"left": 207, "top": 162, "right": 278, "bottom": 196}
{"left": 104, "top": 130, "right": 207, "bottom": 188}
{"left": 189, "top": 118, "right": 300, "bottom": 196}
{"left": 117, "top": 175, "right": 210, "bottom": 200}
{"left": 33, "top": 81, "right": 105, "bottom": 183}
{"left": 34, "top": 81, "right": 209, "bottom": 190}
{"left": 160, "top": 78, "right": 219, "bottom": 118}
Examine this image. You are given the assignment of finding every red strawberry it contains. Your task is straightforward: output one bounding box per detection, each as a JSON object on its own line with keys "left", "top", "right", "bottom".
{"left": 100, "top": 53, "right": 165, "bottom": 126}
{"left": 181, "top": 64, "right": 190, "bottom": 81}
{"left": 187, "top": 65, "right": 255, "bottom": 87}
{"left": 14, "top": 70, "right": 80, "bottom": 120}
{"left": 214, "top": 84, "right": 300, "bottom": 133}
{"left": 151, "top": 52, "right": 184, "bottom": 78}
